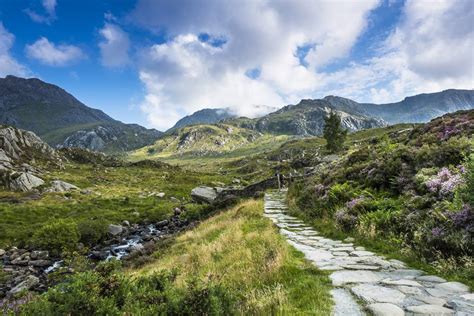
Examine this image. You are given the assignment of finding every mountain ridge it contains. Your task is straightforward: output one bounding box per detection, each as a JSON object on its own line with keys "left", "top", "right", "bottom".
{"left": 0, "top": 75, "right": 162, "bottom": 153}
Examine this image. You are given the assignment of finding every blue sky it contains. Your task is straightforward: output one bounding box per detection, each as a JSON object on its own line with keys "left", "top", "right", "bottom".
{"left": 0, "top": 0, "right": 472, "bottom": 130}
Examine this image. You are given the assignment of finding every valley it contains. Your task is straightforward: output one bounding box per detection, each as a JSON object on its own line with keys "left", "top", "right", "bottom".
{"left": 0, "top": 76, "right": 473, "bottom": 315}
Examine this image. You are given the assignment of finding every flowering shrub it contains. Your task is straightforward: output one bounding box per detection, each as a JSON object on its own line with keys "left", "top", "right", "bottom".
{"left": 425, "top": 167, "right": 464, "bottom": 197}
{"left": 447, "top": 204, "right": 473, "bottom": 233}
{"left": 335, "top": 209, "right": 357, "bottom": 231}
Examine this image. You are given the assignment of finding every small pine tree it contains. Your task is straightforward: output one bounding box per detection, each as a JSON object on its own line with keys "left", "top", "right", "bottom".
{"left": 323, "top": 111, "right": 347, "bottom": 153}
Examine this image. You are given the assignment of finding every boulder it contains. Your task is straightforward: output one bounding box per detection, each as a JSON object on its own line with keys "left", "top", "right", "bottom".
{"left": 108, "top": 224, "right": 124, "bottom": 236}
{"left": 45, "top": 180, "right": 79, "bottom": 193}
{"left": 191, "top": 186, "right": 219, "bottom": 204}
{"left": 8, "top": 275, "right": 39, "bottom": 295}
{"left": 0, "top": 249, "right": 5, "bottom": 256}
{"left": 9, "top": 172, "right": 44, "bottom": 191}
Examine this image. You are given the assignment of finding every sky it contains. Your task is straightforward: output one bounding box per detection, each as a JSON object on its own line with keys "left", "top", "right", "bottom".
{"left": 0, "top": 0, "right": 473, "bottom": 130}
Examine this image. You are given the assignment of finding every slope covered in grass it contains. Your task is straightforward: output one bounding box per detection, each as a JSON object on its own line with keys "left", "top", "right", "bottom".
{"left": 134, "top": 199, "right": 333, "bottom": 314}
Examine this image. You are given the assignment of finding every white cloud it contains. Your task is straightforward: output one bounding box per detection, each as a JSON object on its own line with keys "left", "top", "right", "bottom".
{"left": 25, "top": 0, "right": 57, "bottom": 24}
{"left": 0, "top": 23, "right": 28, "bottom": 77}
{"left": 131, "top": 0, "right": 380, "bottom": 129}
{"left": 130, "top": 0, "right": 473, "bottom": 130}
{"left": 99, "top": 23, "right": 130, "bottom": 68}
{"left": 25, "top": 37, "right": 84, "bottom": 66}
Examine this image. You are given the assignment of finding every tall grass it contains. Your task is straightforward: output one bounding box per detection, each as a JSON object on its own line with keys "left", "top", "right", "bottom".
{"left": 134, "top": 199, "right": 333, "bottom": 315}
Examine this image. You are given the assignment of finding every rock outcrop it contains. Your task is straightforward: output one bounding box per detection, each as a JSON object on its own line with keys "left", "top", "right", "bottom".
{"left": 0, "top": 125, "right": 63, "bottom": 191}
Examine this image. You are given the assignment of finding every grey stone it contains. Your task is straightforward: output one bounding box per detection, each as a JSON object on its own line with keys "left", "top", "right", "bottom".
{"left": 381, "top": 279, "right": 422, "bottom": 287}
{"left": 341, "top": 264, "right": 380, "bottom": 270}
{"left": 191, "top": 186, "right": 218, "bottom": 204}
{"left": 351, "top": 250, "right": 375, "bottom": 257}
{"left": 405, "top": 304, "right": 454, "bottom": 315}
{"left": 397, "top": 285, "right": 424, "bottom": 296}
{"left": 435, "top": 282, "right": 469, "bottom": 294}
{"left": 9, "top": 172, "right": 44, "bottom": 191}
{"left": 45, "top": 180, "right": 79, "bottom": 192}
{"left": 30, "top": 250, "right": 48, "bottom": 259}
{"left": 330, "top": 270, "right": 383, "bottom": 286}
{"left": 416, "top": 275, "right": 446, "bottom": 283}
{"left": 331, "top": 288, "right": 364, "bottom": 316}
{"left": 447, "top": 298, "right": 474, "bottom": 313}
{"left": 0, "top": 249, "right": 5, "bottom": 256}
{"left": 368, "top": 303, "right": 404, "bottom": 316}
{"left": 460, "top": 294, "right": 474, "bottom": 301}
{"left": 9, "top": 275, "right": 39, "bottom": 295}
{"left": 29, "top": 259, "right": 51, "bottom": 267}
{"left": 351, "top": 284, "right": 406, "bottom": 304}
{"left": 344, "top": 237, "right": 355, "bottom": 243}
{"left": 108, "top": 224, "right": 124, "bottom": 236}
{"left": 414, "top": 295, "right": 447, "bottom": 306}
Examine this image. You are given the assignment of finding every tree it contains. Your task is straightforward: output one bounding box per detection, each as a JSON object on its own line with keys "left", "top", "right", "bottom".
{"left": 323, "top": 111, "right": 347, "bottom": 153}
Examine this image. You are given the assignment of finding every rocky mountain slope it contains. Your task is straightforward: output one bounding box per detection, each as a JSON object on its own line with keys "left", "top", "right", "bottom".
{"left": 0, "top": 125, "right": 63, "bottom": 191}
{"left": 0, "top": 76, "right": 161, "bottom": 153}
{"left": 167, "top": 108, "right": 235, "bottom": 133}
{"left": 324, "top": 89, "right": 474, "bottom": 124}
{"left": 227, "top": 99, "right": 386, "bottom": 136}
{"left": 131, "top": 123, "right": 279, "bottom": 159}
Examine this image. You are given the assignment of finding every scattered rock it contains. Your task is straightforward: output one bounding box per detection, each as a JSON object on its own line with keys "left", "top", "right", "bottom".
{"left": 368, "top": 303, "right": 404, "bottom": 316}
{"left": 122, "top": 220, "right": 130, "bottom": 227}
{"left": 8, "top": 275, "right": 39, "bottom": 295}
{"left": 29, "top": 260, "right": 51, "bottom": 267}
{"left": 0, "top": 249, "right": 5, "bottom": 256}
{"left": 45, "top": 180, "right": 79, "bottom": 193}
{"left": 9, "top": 172, "right": 44, "bottom": 192}
{"left": 30, "top": 250, "right": 48, "bottom": 260}
{"left": 108, "top": 224, "right": 124, "bottom": 236}
{"left": 343, "top": 237, "right": 355, "bottom": 243}
{"left": 156, "top": 192, "right": 165, "bottom": 198}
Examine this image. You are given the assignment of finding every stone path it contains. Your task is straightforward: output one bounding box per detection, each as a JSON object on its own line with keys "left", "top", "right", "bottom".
{"left": 264, "top": 190, "right": 473, "bottom": 316}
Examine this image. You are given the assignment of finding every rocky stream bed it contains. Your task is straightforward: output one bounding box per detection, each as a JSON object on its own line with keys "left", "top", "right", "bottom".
{"left": 0, "top": 208, "right": 190, "bottom": 304}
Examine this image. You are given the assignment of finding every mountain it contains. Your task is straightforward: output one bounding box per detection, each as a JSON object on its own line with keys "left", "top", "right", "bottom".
{"left": 323, "top": 89, "right": 474, "bottom": 124}
{"left": 130, "top": 123, "right": 289, "bottom": 159}
{"left": 167, "top": 108, "right": 236, "bottom": 132}
{"left": 226, "top": 99, "right": 386, "bottom": 136}
{"left": 0, "top": 75, "right": 162, "bottom": 153}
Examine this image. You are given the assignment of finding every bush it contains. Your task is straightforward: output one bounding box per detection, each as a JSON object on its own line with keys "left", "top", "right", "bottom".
{"left": 32, "top": 220, "right": 80, "bottom": 256}
{"left": 77, "top": 219, "right": 108, "bottom": 246}
{"left": 19, "top": 261, "right": 236, "bottom": 315}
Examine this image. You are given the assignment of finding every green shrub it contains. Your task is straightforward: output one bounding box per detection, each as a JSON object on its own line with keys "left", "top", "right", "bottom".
{"left": 77, "top": 219, "right": 108, "bottom": 247}
{"left": 461, "top": 154, "right": 474, "bottom": 206}
{"left": 32, "top": 220, "right": 80, "bottom": 256}
{"left": 19, "top": 261, "right": 236, "bottom": 316}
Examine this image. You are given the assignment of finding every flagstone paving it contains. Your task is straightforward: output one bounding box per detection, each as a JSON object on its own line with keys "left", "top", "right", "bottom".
{"left": 264, "top": 190, "right": 473, "bottom": 315}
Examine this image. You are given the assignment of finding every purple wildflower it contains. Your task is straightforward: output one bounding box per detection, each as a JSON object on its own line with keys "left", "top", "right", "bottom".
{"left": 346, "top": 197, "right": 364, "bottom": 210}
{"left": 425, "top": 167, "right": 464, "bottom": 197}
